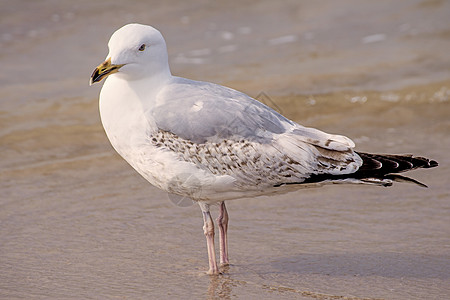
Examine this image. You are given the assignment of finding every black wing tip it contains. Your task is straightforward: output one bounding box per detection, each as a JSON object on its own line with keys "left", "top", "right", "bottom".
{"left": 426, "top": 159, "right": 439, "bottom": 168}
{"left": 273, "top": 154, "right": 437, "bottom": 189}
{"left": 413, "top": 157, "right": 438, "bottom": 169}
{"left": 384, "top": 174, "right": 429, "bottom": 188}
{"left": 357, "top": 152, "right": 438, "bottom": 172}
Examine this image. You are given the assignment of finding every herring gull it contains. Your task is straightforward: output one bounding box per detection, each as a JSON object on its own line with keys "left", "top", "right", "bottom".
{"left": 90, "top": 23, "right": 438, "bottom": 275}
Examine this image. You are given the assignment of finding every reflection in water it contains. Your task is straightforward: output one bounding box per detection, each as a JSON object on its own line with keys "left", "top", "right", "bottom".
{"left": 205, "top": 264, "right": 392, "bottom": 300}
{"left": 207, "top": 265, "right": 232, "bottom": 300}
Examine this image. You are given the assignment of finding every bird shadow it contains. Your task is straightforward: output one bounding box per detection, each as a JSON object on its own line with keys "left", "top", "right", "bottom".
{"left": 202, "top": 253, "right": 449, "bottom": 299}
{"left": 265, "top": 252, "right": 450, "bottom": 279}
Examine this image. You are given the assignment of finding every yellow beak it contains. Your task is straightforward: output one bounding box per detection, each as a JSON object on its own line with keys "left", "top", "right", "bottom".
{"left": 89, "top": 57, "right": 124, "bottom": 85}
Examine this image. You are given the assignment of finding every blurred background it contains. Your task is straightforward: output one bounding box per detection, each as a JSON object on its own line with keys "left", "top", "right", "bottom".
{"left": 1, "top": 1, "right": 449, "bottom": 299}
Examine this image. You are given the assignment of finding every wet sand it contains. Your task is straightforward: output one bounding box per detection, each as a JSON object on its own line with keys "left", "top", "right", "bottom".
{"left": 1, "top": 1, "right": 449, "bottom": 299}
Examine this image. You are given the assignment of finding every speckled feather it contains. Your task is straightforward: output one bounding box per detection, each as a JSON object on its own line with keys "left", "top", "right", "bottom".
{"left": 150, "top": 129, "right": 361, "bottom": 189}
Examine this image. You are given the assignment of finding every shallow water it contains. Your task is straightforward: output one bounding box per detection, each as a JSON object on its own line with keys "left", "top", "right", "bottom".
{"left": 1, "top": 1, "right": 450, "bottom": 299}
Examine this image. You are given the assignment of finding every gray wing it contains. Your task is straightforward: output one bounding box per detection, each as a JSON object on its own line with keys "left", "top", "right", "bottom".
{"left": 151, "top": 77, "right": 293, "bottom": 144}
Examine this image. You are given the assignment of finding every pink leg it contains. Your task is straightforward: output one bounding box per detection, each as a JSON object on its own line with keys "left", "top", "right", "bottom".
{"left": 217, "top": 201, "right": 229, "bottom": 266}
{"left": 201, "top": 204, "right": 219, "bottom": 275}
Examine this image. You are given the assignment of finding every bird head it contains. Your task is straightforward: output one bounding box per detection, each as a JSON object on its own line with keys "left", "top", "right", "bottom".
{"left": 90, "top": 23, "right": 170, "bottom": 85}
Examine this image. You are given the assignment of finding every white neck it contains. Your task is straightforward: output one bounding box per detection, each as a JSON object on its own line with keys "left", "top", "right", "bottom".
{"left": 98, "top": 70, "right": 172, "bottom": 157}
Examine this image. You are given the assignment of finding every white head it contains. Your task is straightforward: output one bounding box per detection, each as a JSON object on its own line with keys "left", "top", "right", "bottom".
{"left": 90, "top": 24, "right": 171, "bottom": 85}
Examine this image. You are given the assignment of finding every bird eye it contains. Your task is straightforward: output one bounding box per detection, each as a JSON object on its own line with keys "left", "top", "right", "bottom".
{"left": 138, "top": 44, "right": 146, "bottom": 51}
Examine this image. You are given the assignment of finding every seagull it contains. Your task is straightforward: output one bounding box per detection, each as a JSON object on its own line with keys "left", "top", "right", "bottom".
{"left": 90, "top": 23, "right": 438, "bottom": 275}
